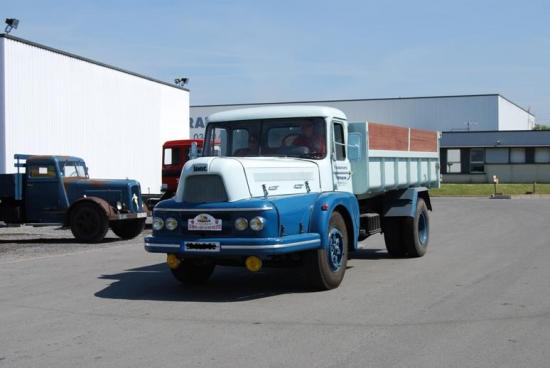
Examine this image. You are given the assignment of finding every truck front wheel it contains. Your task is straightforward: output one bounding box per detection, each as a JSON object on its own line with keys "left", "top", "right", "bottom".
{"left": 110, "top": 218, "right": 146, "bottom": 239}
{"left": 170, "top": 258, "right": 216, "bottom": 285}
{"left": 70, "top": 202, "right": 109, "bottom": 243}
{"left": 305, "top": 211, "right": 348, "bottom": 290}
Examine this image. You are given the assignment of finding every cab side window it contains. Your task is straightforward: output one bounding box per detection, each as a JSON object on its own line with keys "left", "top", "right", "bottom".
{"left": 29, "top": 165, "right": 56, "bottom": 178}
{"left": 333, "top": 122, "right": 346, "bottom": 160}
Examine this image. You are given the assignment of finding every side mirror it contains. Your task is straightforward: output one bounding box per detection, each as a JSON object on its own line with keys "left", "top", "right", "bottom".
{"left": 348, "top": 133, "right": 362, "bottom": 161}
{"left": 190, "top": 141, "right": 199, "bottom": 160}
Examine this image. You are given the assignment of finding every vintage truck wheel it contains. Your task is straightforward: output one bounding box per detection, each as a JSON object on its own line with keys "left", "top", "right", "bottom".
{"left": 110, "top": 218, "right": 146, "bottom": 239}
{"left": 70, "top": 202, "right": 109, "bottom": 243}
{"left": 383, "top": 218, "right": 407, "bottom": 257}
{"left": 170, "top": 258, "right": 216, "bottom": 285}
{"left": 402, "top": 198, "right": 429, "bottom": 257}
{"left": 305, "top": 211, "right": 348, "bottom": 290}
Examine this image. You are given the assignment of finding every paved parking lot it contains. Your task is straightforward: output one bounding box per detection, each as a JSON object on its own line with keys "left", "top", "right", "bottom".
{"left": 1, "top": 197, "right": 549, "bottom": 368}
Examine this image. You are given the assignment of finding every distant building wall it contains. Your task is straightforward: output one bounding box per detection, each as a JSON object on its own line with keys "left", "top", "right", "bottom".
{"left": 191, "top": 94, "right": 534, "bottom": 139}
{"left": 443, "top": 164, "right": 550, "bottom": 183}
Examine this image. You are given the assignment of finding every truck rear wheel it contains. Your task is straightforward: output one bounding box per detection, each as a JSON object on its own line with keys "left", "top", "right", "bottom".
{"left": 110, "top": 218, "right": 146, "bottom": 239}
{"left": 383, "top": 218, "right": 407, "bottom": 257}
{"left": 70, "top": 202, "right": 109, "bottom": 243}
{"left": 383, "top": 198, "right": 430, "bottom": 258}
{"left": 402, "top": 198, "right": 429, "bottom": 257}
{"left": 305, "top": 211, "right": 348, "bottom": 290}
{"left": 170, "top": 258, "right": 216, "bottom": 285}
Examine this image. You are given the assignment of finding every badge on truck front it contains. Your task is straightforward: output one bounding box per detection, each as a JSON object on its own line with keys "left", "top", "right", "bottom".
{"left": 188, "top": 213, "right": 222, "bottom": 231}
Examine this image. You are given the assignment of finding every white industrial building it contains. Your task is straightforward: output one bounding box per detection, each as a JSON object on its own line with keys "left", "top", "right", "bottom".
{"left": 0, "top": 34, "right": 189, "bottom": 195}
{"left": 190, "top": 94, "right": 535, "bottom": 139}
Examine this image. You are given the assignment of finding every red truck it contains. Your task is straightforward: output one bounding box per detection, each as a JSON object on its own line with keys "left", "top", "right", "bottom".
{"left": 161, "top": 139, "right": 204, "bottom": 199}
{"left": 144, "top": 139, "right": 203, "bottom": 211}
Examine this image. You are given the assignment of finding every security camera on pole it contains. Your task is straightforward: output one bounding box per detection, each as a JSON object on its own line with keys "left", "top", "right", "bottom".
{"left": 4, "top": 18, "right": 19, "bottom": 34}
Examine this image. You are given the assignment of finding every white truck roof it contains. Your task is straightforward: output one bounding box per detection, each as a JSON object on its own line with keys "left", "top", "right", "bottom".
{"left": 208, "top": 105, "right": 347, "bottom": 122}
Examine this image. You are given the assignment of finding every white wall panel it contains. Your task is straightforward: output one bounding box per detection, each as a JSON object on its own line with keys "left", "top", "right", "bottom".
{"left": 0, "top": 37, "right": 6, "bottom": 174}
{"left": 1, "top": 37, "right": 189, "bottom": 194}
{"left": 498, "top": 96, "right": 534, "bottom": 130}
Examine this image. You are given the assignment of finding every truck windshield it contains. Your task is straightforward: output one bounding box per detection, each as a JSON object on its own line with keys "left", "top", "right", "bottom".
{"left": 203, "top": 118, "right": 326, "bottom": 159}
{"left": 62, "top": 162, "right": 87, "bottom": 178}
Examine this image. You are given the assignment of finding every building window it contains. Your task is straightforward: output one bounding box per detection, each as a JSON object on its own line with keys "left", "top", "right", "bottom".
{"left": 535, "top": 148, "right": 550, "bottom": 163}
{"left": 510, "top": 148, "right": 526, "bottom": 163}
{"left": 485, "top": 148, "right": 509, "bottom": 164}
{"left": 470, "top": 148, "right": 485, "bottom": 173}
{"left": 446, "top": 149, "right": 461, "bottom": 173}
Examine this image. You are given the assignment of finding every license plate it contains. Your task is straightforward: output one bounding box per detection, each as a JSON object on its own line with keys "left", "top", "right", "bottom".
{"left": 188, "top": 213, "right": 222, "bottom": 231}
{"left": 183, "top": 241, "right": 221, "bottom": 252}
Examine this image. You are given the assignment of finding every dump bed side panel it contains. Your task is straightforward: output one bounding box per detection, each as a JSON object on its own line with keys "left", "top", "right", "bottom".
{"left": 349, "top": 121, "right": 440, "bottom": 199}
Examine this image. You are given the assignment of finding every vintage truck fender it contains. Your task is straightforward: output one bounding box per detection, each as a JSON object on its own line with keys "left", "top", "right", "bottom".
{"left": 307, "top": 192, "right": 360, "bottom": 251}
{"left": 65, "top": 196, "right": 116, "bottom": 225}
{"left": 383, "top": 187, "right": 432, "bottom": 218}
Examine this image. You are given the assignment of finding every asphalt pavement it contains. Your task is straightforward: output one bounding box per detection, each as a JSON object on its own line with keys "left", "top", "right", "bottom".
{"left": 1, "top": 197, "right": 549, "bottom": 368}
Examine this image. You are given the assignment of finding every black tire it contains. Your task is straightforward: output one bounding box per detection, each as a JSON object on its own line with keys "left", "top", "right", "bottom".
{"left": 170, "top": 258, "right": 216, "bottom": 285}
{"left": 402, "top": 198, "right": 429, "bottom": 257}
{"left": 110, "top": 218, "right": 146, "bottom": 239}
{"left": 383, "top": 217, "right": 407, "bottom": 257}
{"left": 70, "top": 202, "right": 109, "bottom": 243}
{"left": 304, "top": 211, "right": 348, "bottom": 290}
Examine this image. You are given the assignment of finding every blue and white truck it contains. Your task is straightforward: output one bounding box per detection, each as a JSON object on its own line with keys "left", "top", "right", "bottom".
{"left": 145, "top": 106, "right": 440, "bottom": 289}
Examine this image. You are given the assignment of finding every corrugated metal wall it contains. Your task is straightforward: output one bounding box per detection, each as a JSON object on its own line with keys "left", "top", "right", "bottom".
{"left": 0, "top": 38, "right": 6, "bottom": 174}
{"left": 190, "top": 95, "right": 534, "bottom": 138}
{"left": 1, "top": 37, "right": 189, "bottom": 194}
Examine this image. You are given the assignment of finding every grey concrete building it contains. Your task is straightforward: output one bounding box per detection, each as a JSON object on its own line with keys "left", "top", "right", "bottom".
{"left": 440, "top": 130, "right": 550, "bottom": 183}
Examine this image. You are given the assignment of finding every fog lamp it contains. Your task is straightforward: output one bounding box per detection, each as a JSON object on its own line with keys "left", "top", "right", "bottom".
{"left": 249, "top": 216, "right": 265, "bottom": 231}
{"left": 234, "top": 217, "right": 248, "bottom": 231}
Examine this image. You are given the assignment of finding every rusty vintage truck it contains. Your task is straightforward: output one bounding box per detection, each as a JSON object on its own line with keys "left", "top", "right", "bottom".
{"left": 0, "top": 154, "right": 147, "bottom": 242}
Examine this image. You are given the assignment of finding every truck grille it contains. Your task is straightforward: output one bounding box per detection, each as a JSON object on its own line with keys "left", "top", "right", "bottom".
{"left": 183, "top": 175, "right": 228, "bottom": 203}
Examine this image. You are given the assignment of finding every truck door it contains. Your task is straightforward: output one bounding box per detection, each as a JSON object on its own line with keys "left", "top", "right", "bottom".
{"left": 331, "top": 120, "right": 353, "bottom": 192}
{"left": 25, "top": 162, "right": 64, "bottom": 223}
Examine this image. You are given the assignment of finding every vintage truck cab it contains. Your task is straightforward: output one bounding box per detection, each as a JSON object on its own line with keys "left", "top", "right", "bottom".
{"left": 0, "top": 154, "right": 147, "bottom": 242}
{"left": 146, "top": 106, "right": 439, "bottom": 290}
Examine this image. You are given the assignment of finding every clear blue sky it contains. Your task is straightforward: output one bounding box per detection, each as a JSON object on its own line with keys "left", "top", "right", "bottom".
{"left": 3, "top": 0, "right": 550, "bottom": 122}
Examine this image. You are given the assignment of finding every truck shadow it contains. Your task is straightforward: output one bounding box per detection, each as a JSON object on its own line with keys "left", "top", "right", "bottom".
{"left": 0, "top": 237, "right": 120, "bottom": 244}
{"left": 95, "top": 263, "right": 309, "bottom": 302}
{"left": 350, "top": 248, "right": 392, "bottom": 260}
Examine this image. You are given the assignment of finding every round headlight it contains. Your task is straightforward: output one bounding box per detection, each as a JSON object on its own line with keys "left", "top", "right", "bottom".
{"left": 165, "top": 217, "right": 178, "bottom": 231}
{"left": 152, "top": 217, "right": 164, "bottom": 231}
{"left": 116, "top": 201, "right": 123, "bottom": 211}
{"left": 234, "top": 217, "right": 248, "bottom": 231}
{"left": 249, "top": 216, "right": 265, "bottom": 231}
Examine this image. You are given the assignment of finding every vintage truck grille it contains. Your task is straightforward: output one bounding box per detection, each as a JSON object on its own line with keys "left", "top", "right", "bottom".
{"left": 183, "top": 175, "right": 228, "bottom": 203}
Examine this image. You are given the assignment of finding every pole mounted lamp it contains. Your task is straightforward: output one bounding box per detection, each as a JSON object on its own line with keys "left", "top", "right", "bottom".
{"left": 5, "top": 18, "right": 19, "bottom": 34}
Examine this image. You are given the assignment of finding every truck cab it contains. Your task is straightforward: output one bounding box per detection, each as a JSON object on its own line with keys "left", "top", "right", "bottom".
{"left": 146, "top": 106, "right": 439, "bottom": 290}
{"left": 0, "top": 154, "right": 147, "bottom": 242}
{"left": 161, "top": 139, "right": 204, "bottom": 198}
